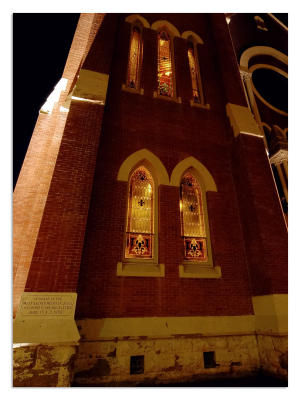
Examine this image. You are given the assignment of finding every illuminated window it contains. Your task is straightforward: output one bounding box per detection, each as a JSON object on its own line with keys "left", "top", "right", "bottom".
{"left": 125, "top": 166, "right": 154, "bottom": 259}
{"left": 188, "top": 41, "right": 201, "bottom": 103}
{"left": 187, "top": 39, "right": 205, "bottom": 105}
{"left": 180, "top": 170, "right": 208, "bottom": 261}
{"left": 127, "top": 24, "right": 143, "bottom": 90}
{"left": 157, "top": 30, "right": 174, "bottom": 97}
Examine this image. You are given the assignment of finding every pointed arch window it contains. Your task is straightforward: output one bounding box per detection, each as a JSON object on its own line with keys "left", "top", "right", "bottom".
{"left": 126, "top": 23, "right": 143, "bottom": 90}
{"left": 157, "top": 30, "right": 174, "bottom": 97}
{"left": 187, "top": 39, "right": 205, "bottom": 105}
{"left": 125, "top": 166, "right": 154, "bottom": 259}
{"left": 180, "top": 170, "right": 208, "bottom": 261}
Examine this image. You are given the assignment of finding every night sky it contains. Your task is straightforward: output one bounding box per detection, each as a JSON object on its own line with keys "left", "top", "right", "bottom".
{"left": 13, "top": 13, "right": 80, "bottom": 188}
{"left": 13, "top": 13, "right": 288, "bottom": 189}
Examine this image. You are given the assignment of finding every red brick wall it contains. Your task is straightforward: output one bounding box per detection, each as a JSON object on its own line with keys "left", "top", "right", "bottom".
{"left": 17, "top": 14, "right": 287, "bottom": 320}
{"left": 75, "top": 14, "right": 257, "bottom": 318}
{"left": 24, "top": 101, "right": 104, "bottom": 293}
{"left": 231, "top": 134, "right": 288, "bottom": 296}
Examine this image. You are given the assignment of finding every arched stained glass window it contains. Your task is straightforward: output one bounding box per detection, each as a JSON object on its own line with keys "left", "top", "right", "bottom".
{"left": 157, "top": 30, "right": 174, "bottom": 97}
{"left": 125, "top": 166, "right": 154, "bottom": 259}
{"left": 187, "top": 41, "right": 201, "bottom": 104}
{"left": 127, "top": 25, "right": 143, "bottom": 89}
{"left": 180, "top": 171, "right": 208, "bottom": 261}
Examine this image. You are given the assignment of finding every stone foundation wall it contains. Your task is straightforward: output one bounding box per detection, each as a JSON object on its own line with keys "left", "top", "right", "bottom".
{"left": 13, "top": 333, "right": 288, "bottom": 386}
{"left": 257, "top": 334, "right": 288, "bottom": 379}
{"left": 13, "top": 344, "right": 77, "bottom": 387}
{"left": 72, "top": 335, "right": 260, "bottom": 386}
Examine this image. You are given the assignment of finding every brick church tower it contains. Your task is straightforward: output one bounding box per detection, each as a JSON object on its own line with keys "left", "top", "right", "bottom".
{"left": 13, "top": 13, "right": 288, "bottom": 386}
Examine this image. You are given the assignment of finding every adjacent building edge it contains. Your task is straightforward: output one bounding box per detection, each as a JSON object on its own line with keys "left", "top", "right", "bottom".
{"left": 13, "top": 293, "right": 287, "bottom": 387}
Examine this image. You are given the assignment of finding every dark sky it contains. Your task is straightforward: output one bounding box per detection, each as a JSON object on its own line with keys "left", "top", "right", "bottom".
{"left": 13, "top": 13, "right": 288, "bottom": 189}
{"left": 13, "top": 13, "right": 80, "bottom": 188}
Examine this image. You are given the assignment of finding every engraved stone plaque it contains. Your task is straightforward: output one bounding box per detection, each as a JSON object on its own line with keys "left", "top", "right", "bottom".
{"left": 17, "top": 292, "right": 77, "bottom": 319}
{"left": 14, "top": 292, "right": 80, "bottom": 344}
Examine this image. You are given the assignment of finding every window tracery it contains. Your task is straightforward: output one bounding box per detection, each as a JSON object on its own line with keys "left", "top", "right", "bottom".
{"left": 188, "top": 41, "right": 201, "bottom": 104}
{"left": 186, "top": 37, "right": 206, "bottom": 106}
{"left": 127, "top": 24, "right": 143, "bottom": 90}
{"left": 125, "top": 166, "right": 154, "bottom": 259}
{"left": 180, "top": 171, "right": 208, "bottom": 261}
{"left": 157, "top": 30, "right": 174, "bottom": 97}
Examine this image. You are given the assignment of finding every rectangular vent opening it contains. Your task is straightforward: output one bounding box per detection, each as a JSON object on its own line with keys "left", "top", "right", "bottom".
{"left": 203, "top": 351, "right": 216, "bottom": 369}
{"left": 130, "top": 355, "right": 144, "bottom": 375}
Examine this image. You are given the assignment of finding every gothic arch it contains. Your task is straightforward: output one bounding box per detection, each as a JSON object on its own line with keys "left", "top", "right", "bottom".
{"left": 125, "top": 14, "right": 150, "bottom": 28}
{"left": 117, "top": 149, "right": 169, "bottom": 185}
{"left": 181, "top": 31, "right": 204, "bottom": 44}
{"left": 240, "top": 46, "right": 288, "bottom": 69}
{"left": 170, "top": 157, "right": 217, "bottom": 192}
{"left": 151, "top": 20, "right": 180, "bottom": 37}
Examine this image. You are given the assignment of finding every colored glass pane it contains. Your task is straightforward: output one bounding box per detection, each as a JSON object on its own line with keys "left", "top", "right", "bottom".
{"left": 188, "top": 42, "right": 200, "bottom": 103}
{"left": 125, "top": 167, "right": 154, "bottom": 258}
{"left": 180, "top": 171, "right": 208, "bottom": 261}
{"left": 127, "top": 26, "right": 142, "bottom": 89}
{"left": 157, "top": 31, "right": 173, "bottom": 97}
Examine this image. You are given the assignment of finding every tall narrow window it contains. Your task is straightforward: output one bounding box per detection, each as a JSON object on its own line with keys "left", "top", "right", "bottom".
{"left": 127, "top": 25, "right": 143, "bottom": 89}
{"left": 180, "top": 171, "right": 208, "bottom": 261}
{"left": 125, "top": 166, "right": 154, "bottom": 259}
{"left": 157, "top": 30, "right": 174, "bottom": 97}
{"left": 188, "top": 41, "right": 201, "bottom": 104}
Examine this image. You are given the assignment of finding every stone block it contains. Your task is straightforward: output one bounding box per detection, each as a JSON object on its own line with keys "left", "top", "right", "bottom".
{"left": 36, "top": 345, "right": 76, "bottom": 367}
{"left": 13, "top": 346, "right": 36, "bottom": 369}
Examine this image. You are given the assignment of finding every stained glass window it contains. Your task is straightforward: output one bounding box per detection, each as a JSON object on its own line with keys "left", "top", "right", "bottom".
{"left": 188, "top": 41, "right": 201, "bottom": 103}
{"left": 127, "top": 26, "right": 143, "bottom": 89}
{"left": 125, "top": 166, "right": 154, "bottom": 259}
{"left": 157, "top": 30, "right": 174, "bottom": 97}
{"left": 180, "top": 171, "right": 208, "bottom": 261}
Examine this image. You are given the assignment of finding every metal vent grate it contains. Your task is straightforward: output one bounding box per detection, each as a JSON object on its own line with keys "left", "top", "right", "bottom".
{"left": 130, "top": 355, "right": 144, "bottom": 375}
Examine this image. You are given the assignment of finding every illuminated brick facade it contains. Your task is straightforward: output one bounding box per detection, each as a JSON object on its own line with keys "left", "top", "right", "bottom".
{"left": 13, "top": 13, "right": 288, "bottom": 386}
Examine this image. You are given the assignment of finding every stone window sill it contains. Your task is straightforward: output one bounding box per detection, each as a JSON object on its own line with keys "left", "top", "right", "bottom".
{"left": 122, "top": 84, "right": 144, "bottom": 95}
{"left": 179, "top": 264, "right": 221, "bottom": 278}
{"left": 153, "top": 91, "right": 182, "bottom": 104}
{"left": 117, "top": 262, "right": 165, "bottom": 277}
{"left": 189, "top": 100, "right": 210, "bottom": 110}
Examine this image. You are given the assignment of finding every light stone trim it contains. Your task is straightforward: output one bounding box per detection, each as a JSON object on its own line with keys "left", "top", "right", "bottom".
{"left": 121, "top": 83, "right": 144, "bottom": 95}
{"left": 170, "top": 156, "right": 217, "bottom": 192}
{"left": 189, "top": 100, "right": 210, "bottom": 109}
{"left": 73, "top": 69, "right": 109, "bottom": 103}
{"left": 150, "top": 20, "right": 180, "bottom": 38}
{"left": 252, "top": 294, "right": 288, "bottom": 334}
{"left": 117, "top": 261, "right": 165, "bottom": 277}
{"left": 240, "top": 46, "right": 288, "bottom": 69}
{"left": 179, "top": 264, "right": 221, "bottom": 278}
{"left": 76, "top": 315, "right": 256, "bottom": 340}
{"left": 125, "top": 14, "right": 150, "bottom": 28}
{"left": 226, "top": 103, "right": 263, "bottom": 138}
{"left": 181, "top": 30, "right": 204, "bottom": 44}
{"left": 153, "top": 91, "right": 182, "bottom": 103}
{"left": 117, "top": 149, "right": 169, "bottom": 186}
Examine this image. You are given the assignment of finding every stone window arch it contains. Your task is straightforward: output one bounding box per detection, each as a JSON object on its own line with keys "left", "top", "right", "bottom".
{"left": 170, "top": 157, "right": 221, "bottom": 278}
{"left": 117, "top": 149, "right": 167, "bottom": 277}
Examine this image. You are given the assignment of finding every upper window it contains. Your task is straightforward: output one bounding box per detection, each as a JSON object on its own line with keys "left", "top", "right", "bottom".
{"left": 126, "top": 23, "right": 143, "bottom": 90}
{"left": 187, "top": 38, "right": 205, "bottom": 105}
{"left": 180, "top": 170, "right": 208, "bottom": 262}
{"left": 157, "top": 30, "right": 174, "bottom": 97}
{"left": 125, "top": 166, "right": 154, "bottom": 259}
